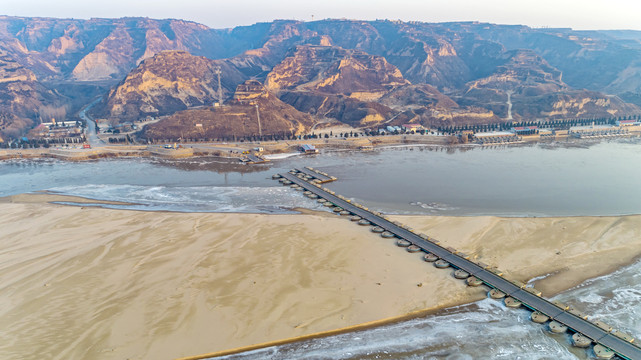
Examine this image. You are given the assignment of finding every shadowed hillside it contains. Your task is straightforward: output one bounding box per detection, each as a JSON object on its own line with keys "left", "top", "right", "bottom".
{"left": 141, "top": 80, "right": 314, "bottom": 141}
{"left": 2, "top": 16, "right": 641, "bottom": 138}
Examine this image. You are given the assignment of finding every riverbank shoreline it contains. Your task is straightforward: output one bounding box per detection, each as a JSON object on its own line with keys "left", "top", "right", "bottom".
{"left": 3, "top": 133, "right": 638, "bottom": 163}
{"left": 2, "top": 193, "right": 641, "bottom": 359}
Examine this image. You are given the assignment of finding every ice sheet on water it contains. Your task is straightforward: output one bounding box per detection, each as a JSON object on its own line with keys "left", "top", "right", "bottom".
{"left": 47, "top": 184, "right": 327, "bottom": 214}
{"left": 552, "top": 259, "right": 641, "bottom": 337}
{"left": 263, "top": 152, "right": 302, "bottom": 160}
{"left": 217, "top": 299, "right": 577, "bottom": 360}
{"left": 408, "top": 201, "right": 459, "bottom": 214}
{"left": 215, "top": 250, "right": 641, "bottom": 360}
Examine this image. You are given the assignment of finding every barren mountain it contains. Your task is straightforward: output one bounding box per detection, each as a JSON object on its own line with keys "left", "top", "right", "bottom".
{"left": 463, "top": 50, "right": 566, "bottom": 97}
{"left": 378, "top": 84, "right": 503, "bottom": 128}
{"left": 303, "top": 20, "right": 471, "bottom": 90}
{"left": 0, "top": 51, "right": 68, "bottom": 138}
{"left": 3, "top": 16, "right": 641, "bottom": 138}
{"left": 264, "top": 45, "right": 408, "bottom": 126}
{"left": 0, "top": 16, "right": 227, "bottom": 81}
{"left": 141, "top": 80, "right": 313, "bottom": 140}
{"left": 92, "top": 51, "right": 248, "bottom": 122}
{"left": 454, "top": 49, "right": 637, "bottom": 119}
{"left": 266, "top": 45, "right": 408, "bottom": 96}
{"left": 380, "top": 84, "right": 458, "bottom": 109}
{"left": 512, "top": 91, "right": 639, "bottom": 120}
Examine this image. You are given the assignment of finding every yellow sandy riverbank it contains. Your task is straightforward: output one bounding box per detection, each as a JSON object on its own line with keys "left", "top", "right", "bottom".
{"left": 1, "top": 194, "right": 641, "bottom": 360}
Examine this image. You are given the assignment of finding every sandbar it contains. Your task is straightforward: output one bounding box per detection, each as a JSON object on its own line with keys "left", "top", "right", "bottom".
{"left": 1, "top": 194, "right": 640, "bottom": 359}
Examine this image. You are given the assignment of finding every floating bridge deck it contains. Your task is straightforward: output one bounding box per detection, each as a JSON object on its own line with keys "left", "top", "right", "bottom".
{"left": 278, "top": 169, "right": 641, "bottom": 360}
{"left": 295, "top": 167, "right": 337, "bottom": 183}
{"left": 241, "top": 153, "right": 268, "bottom": 164}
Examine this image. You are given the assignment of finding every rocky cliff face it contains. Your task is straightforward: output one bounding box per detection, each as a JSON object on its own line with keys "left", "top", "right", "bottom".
{"left": 91, "top": 19, "right": 641, "bottom": 131}
{"left": 264, "top": 45, "right": 408, "bottom": 126}
{"left": 0, "top": 50, "right": 67, "bottom": 138}
{"left": 266, "top": 45, "right": 408, "bottom": 96}
{"left": 3, "top": 16, "right": 641, "bottom": 138}
{"left": 0, "top": 16, "right": 234, "bottom": 138}
{"left": 0, "top": 51, "right": 37, "bottom": 83}
{"left": 93, "top": 51, "right": 249, "bottom": 122}
{"left": 0, "top": 16, "right": 223, "bottom": 81}
{"left": 304, "top": 20, "right": 471, "bottom": 90}
{"left": 3, "top": 16, "right": 641, "bottom": 92}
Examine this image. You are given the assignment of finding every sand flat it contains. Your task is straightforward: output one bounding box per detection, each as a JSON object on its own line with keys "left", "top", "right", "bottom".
{"left": 394, "top": 215, "right": 641, "bottom": 295}
{"left": 0, "top": 196, "right": 484, "bottom": 360}
{"left": 1, "top": 195, "right": 641, "bottom": 359}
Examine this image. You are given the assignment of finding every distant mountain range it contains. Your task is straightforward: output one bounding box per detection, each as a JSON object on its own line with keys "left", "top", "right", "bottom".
{"left": 2, "top": 16, "right": 641, "bottom": 139}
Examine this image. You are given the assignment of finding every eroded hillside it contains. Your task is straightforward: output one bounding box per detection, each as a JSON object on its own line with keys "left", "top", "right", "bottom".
{"left": 141, "top": 80, "right": 313, "bottom": 140}
{"left": 2, "top": 16, "right": 641, "bottom": 138}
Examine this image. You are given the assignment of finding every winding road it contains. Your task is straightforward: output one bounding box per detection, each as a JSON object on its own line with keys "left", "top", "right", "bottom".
{"left": 506, "top": 90, "right": 514, "bottom": 120}
{"left": 78, "top": 98, "right": 105, "bottom": 147}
